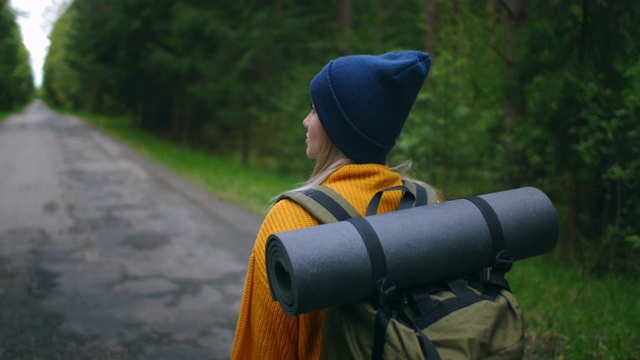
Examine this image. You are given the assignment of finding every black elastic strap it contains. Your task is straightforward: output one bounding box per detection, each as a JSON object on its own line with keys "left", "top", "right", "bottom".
{"left": 407, "top": 288, "right": 436, "bottom": 316}
{"left": 446, "top": 279, "right": 476, "bottom": 300}
{"left": 413, "top": 287, "right": 485, "bottom": 330}
{"left": 394, "top": 300, "right": 442, "bottom": 360}
{"left": 303, "top": 188, "right": 353, "bottom": 221}
{"left": 481, "top": 271, "right": 512, "bottom": 299}
{"left": 415, "top": 327, "right": 442, "bottom": 360}
{"left": 366, "top": 185, "right": 415, "bottom": 216}
{"left": 414, "top": 182, "right": 429, "bottom": 206}
{"left": 348, "top": 216, "right": 395, "bottom": 360}
{"left": 347, "top": 217, "right": 390, "bottom": 301}
{"left": 371, "top": 309, "right": 391, "bottom": 360}
{"left": 463, "top": 196, "right": 506, "bottom": 259}
{"left": 373, "top": 297, "right": 442, "bottom": 360}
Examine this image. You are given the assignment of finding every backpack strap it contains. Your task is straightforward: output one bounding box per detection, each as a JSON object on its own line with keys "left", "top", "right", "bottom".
{"left": 463, "top": 195, "right": 514, "bottom": 296}
{"left": 279, "top": 180, "right": 435, "bottom": 222}
{"left": 366, "top": 180, "right": 436, "bottom": 216}
{"left": 278, "top": 185, "right": 360, "bottom": 223}
{"left": 402, "top": 179, "right": 438, "bottom": 206}
{"left": 463, "top": 196, "right": 506, "bottom": 259}
{"left": 366, "top": 185, "right": 416, "bottom": 216}
{"left": 409, "top": 280, "right": 486, "bottom": 329}
{"left": 373, "top": 298, "right": 442, "bottom": 360}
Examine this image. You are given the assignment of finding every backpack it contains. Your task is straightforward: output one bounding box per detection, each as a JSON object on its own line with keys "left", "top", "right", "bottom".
{"left": 278, "top": 180, "right": 525, "bottom": 360}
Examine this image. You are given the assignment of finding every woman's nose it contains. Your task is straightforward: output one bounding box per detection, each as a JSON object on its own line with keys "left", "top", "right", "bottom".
{"left": 303, "top": 113, "right": 311, "bottom": 127}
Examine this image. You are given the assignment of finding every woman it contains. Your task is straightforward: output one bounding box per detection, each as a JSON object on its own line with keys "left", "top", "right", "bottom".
{"left": 231, "top": 50, "right": 434, "bottom": 359}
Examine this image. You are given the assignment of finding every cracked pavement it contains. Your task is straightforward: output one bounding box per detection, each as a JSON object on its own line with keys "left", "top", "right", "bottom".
{"left": 0, "top": 100, "right": 262, "bottom": 359}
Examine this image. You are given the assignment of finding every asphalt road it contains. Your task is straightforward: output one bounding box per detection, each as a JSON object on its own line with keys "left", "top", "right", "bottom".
{"left": 0, "top": 100, "right": 262, "bottom": 359}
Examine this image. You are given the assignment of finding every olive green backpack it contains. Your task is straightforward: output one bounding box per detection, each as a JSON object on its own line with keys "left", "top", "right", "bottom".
{"left": 279, "top": 181, "right": 525, "bottom": 360}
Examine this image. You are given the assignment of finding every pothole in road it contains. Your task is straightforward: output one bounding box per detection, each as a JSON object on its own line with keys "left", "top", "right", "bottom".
{"left": 119, "top": 232, "right": 170, "bottom": 251}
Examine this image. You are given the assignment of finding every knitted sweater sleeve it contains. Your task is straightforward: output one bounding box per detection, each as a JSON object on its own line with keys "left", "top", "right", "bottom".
{"left": 231, "top": 199, "right": 324, "bottom": 360}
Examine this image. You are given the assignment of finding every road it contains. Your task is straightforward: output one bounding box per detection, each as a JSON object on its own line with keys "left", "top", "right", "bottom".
{"left": 0, "top": 100, "right": 262, "bottom": 359}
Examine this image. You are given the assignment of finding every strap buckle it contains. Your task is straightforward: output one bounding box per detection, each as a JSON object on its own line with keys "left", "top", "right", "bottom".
{"left": 479, "top": 266, "right": 492, "bottom": 283}
{"left": 472, "top": 250, "right": 513, "bottom": 284}
{"left": 376, "top": 276, "right": 398, "bottom": 306}
{"left": 492, "top": 250, "right": 513, "bottom": 274}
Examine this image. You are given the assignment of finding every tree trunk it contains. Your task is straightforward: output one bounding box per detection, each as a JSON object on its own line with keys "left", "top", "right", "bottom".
{"left": 338, "top": 0, "right": 352, "bottom": 55}
{"left": 242, "top": 114, "right": 250, "bottom": 167}
{"left": 424, "top": 0, "right": 437, "bottom": 56}
{"left": 499, "top": 0, "right": 527, "bottom": 188}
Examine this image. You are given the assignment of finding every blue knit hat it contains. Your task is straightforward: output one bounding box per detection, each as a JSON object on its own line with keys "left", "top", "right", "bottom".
{"left": 310, "top": 50, "right": 431, "bottom": 164}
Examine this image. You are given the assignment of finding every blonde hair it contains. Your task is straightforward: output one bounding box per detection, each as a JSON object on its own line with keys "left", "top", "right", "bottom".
{"left": 297, "top": 138, "right": 353, "bottom": 191}
{"left": 280, "top": 139, "right": 442, "bottom": 203}
{"left": 391, "top": 160, "right": 444, "bottom": 202}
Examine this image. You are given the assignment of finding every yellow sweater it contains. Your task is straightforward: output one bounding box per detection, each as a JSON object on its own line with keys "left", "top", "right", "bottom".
{"left": 231, "top": 164, "right": 405, "bottom": 360}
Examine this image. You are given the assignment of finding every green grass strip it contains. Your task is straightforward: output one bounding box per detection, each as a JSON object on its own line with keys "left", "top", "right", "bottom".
{"left": 510, "top": 255, "right": 640, "bottom": 358}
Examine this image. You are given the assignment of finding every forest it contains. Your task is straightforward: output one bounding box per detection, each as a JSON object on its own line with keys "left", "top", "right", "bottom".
{"left": 4, "top": 0, "right": 640, "bottom": 277}
{"left": 0, "top": 0, "right": 34, "bottom": 111}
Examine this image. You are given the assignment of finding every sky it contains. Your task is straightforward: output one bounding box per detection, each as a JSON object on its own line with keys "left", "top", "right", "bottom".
{"left": 10, "top": 0, "right": 59, "bottom": 87}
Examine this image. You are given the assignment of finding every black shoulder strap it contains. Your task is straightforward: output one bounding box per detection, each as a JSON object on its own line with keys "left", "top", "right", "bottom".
{"left": 278, "top": 185, "right": 360, "bottom": 223}
{"left": 366, "top": 180, "right": 436, "bottom": 216}
{"left": 402, "top": 180, "right": 433, "bottom": 206}
{"left": 279, "top": 180, "right": 436, "bottom": 223}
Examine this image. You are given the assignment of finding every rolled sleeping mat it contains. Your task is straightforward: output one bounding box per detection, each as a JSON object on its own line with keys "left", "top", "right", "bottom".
{"left": 266, "top": 187, "right": 559, "bottom": 316}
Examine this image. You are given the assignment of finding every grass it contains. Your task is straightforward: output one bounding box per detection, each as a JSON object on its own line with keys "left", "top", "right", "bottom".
{"left": 1, "top": 99, "right": 34, "bottom": 121}
{"left": 57, "top": 110, "right": 640, "bottom": 359}
{"left": 510, "top": 255, "right": 640, "bottom": 359}
{"left": 0, "top": 110, "right": 15, "bottom": 123}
